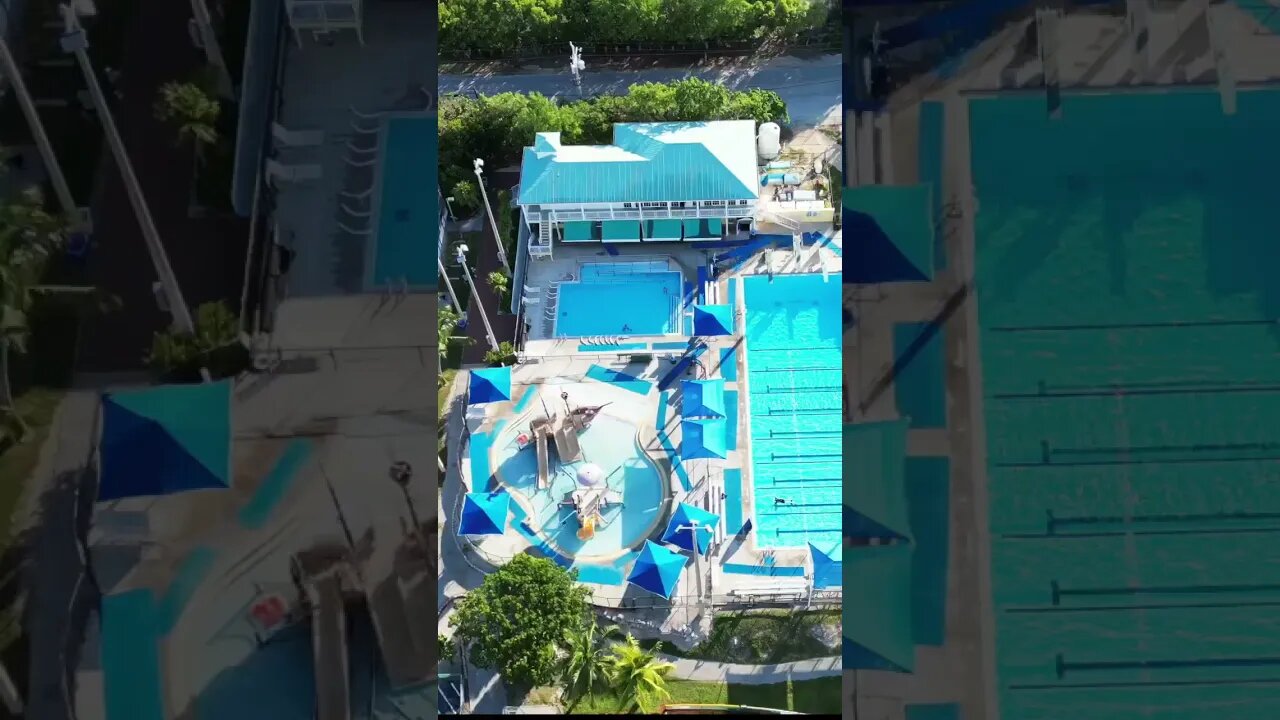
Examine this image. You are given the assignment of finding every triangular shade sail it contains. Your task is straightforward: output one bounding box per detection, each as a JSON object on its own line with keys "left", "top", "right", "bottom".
{"left": 843, "top": 420, "right": 913, "bottom": 541}
{"left": 99, "top": 380, "right": 232, "bottom": 501}
{"left": 680, "top": 379, "right": 726, "bottom": 419}
{"left": 682, "top": 418, "right": 727, "bottom": 460}
{"left": 460, "top": 491, "right": 511, "bottom": 536}
{"left": 626, "top": 540, "right": 688, "bottom": 599}
{"left": 662, "top": 502, "right": 720, "bottom": 555}
{"left": 469, "top": 366, "right": 512, "bottom": 405}
{"left": 692, "top": 304, "right": 733, "bottom": 336}
{"left": 843, "top": 544, "right": 915, "bottom": 672}
{"left": 842, "top": 186, "right": 935, "bottom": 283}
{"left": 809, "top": 541, "right": 843, "bottom": 589}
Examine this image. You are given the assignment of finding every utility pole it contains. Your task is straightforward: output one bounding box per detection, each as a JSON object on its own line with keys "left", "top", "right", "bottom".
{"left": 60, "top": 4, "right": 197, "bottom": 336}
{"left": 472, "top": 159, "right": 511, "bottom": 275}
{"left": 455, "top": 244, "right": 498, "bottom": 351}
{"left": 0, "top": 34, "right": 78, "bottom": 223}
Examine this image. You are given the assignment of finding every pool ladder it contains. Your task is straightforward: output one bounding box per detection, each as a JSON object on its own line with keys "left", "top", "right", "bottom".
{"left": 542, "top": 283, "right": 561, "bottom": 337}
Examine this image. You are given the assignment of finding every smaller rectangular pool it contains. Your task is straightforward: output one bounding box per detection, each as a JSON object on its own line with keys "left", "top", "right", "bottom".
{"left": 555, "top": 270, "right": 683, "bottom": 337}
{"left": 368, "top": 114, "right": 436, "bottom": 290}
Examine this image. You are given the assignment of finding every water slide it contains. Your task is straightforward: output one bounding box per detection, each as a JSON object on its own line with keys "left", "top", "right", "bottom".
{"left": 310, "top": 573, "right": 350, "bottom": 720}
{"left": 554, "top": 423, "right": 582, "bottom": 462}
{"left": 535, "top": 425, "right": 551, "bottom": 489}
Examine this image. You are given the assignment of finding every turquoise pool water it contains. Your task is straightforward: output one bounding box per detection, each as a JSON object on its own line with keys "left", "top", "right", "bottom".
{"left": 743, "top": 273, "right": 842, "bottom": 549}
{"left": 102, "top": 590, "right": 164, "bottom": 720}
{"left": 971, "top": 90, "right": 1280, "bottom": 719}
{"left": 370, "top": 115, "right": 436, "bottom": 289}
{"left": 556, "top": 268, "right": 683, "bottom": 337}
{"left": 492, "top": 405, "right": 666, "bottom": 559}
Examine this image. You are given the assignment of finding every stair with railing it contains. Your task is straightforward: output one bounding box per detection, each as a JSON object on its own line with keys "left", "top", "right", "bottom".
{"left": 531, "top": 213, "right": 553, "bottom": 259}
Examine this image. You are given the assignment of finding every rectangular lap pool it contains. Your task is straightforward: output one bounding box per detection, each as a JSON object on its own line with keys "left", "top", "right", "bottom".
{"left": 743, "top": 273, "right": 842, "bottom": 549}
{"left": 555, "top": 263, "right": 684, "bottom": 337}
{"left": 971, "top": 89, "right": 1280, "bottom": 720}
{"left": 368, "top": 114, "right": 437, "bottom": 290}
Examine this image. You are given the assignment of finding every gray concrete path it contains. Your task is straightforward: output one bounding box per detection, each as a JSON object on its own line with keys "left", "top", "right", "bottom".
{"left": 657, "top": 652, "right": 840, "bottom": 684}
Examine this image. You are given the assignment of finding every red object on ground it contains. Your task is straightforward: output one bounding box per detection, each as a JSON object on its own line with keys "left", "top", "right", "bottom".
{"left": 251, "top": 595, "right": 287, "bottom": 629}
{"left": 517, "top": 433, "right": 530, "bottom": 446}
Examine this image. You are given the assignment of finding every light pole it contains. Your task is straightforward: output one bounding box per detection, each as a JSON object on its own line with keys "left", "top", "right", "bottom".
{"left": 60, "top": 4, "right": 197, "bottom": 337}
{"left": 189, "top": 0, "right": 235, "bottom": 99}
{"left": 455, "top": 244, "right": 498, "bottom": 351}
{"left": 0, "top": 33, "right": 78, "bottom": 223}
{"left": 472, "top": 159, "right": 511, "bottom": 275}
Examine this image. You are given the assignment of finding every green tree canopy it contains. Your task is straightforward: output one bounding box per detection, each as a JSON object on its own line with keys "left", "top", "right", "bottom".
{"left": 450, "top": 554, "right": 591, "bottom": 690}
{"left": 440, "top": 0, "right": 827, "bottom": 56}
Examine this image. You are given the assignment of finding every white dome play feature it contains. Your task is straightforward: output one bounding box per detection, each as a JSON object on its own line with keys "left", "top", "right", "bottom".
{"left": 576, "top": 463, "right": 606, "bottom": 486}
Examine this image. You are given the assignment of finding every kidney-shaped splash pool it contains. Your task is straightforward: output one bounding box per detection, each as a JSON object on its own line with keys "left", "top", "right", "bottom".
{"left": 492, "top": 410, "right": 667, "bottom": 562}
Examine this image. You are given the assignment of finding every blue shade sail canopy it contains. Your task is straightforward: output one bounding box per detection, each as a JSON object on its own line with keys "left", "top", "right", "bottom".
{"left": 98, "top": 380, "right": 233, "bottom": 501}
{"left": 661, "top": 502, "right": 720, "bottom": 555}
{"left": 460, "top": 491, "right": 511, "bottom": 536}
{"left": 680, "top": 378, "right": 726, "bottom": 419}
{"left": 469, "top": 366, "right": 512, "bottom": 405}
{"left": 681, "top": 418, "right": 728, "bottom": 460}
{"left": 626, "top": 540, "right": 688, "bottom": 599}
{"left": 843, "top": 420, "right": 914, "bottom": 542}
{"left": 809, "top": 541, "right": 843, "bottom": 589}
{"left": 691, "top": 304, "right": 733, "bottom": 336}
{"left": 843, "top": 544, "right": 915, "bottom": 672}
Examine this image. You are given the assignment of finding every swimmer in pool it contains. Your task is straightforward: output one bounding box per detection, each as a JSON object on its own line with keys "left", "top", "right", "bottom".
{"left": 773, "top": 497, "right": 791, "bottom": 506}
{"left": 622, "top": 324, "right": 632, "bottom": 333}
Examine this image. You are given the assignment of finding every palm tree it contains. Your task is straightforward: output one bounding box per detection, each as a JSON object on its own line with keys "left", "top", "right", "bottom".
{"left": 605, "top": 634, "right": 676, "bottom": 713}
{"left": 0, "top": 186, "right": 64, "bottom": 439}
{"left": 153, "top": 81, "right": 220, "bottom": 146}
{"left": 562, "top": 618, "right": 622, "bottom": 705}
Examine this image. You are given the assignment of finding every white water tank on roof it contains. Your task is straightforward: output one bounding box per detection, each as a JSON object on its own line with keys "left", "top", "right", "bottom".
{"left": 757, "top": 122, "right": 781, "bottom": 161}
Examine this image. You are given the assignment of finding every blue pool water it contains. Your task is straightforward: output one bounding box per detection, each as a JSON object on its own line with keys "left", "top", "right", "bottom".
{"left": 371, "top": 115, "right": 437, "bottom": 289}
{"left": 102, "top": 590, "right": 164, "bottom": 720}
{"left": 239, "top": 438, "right": 313, "bottom": 530}
{"left": 492, "top": 403, "right": 666, "bottom": 559}
{"left": 743, "top": 273, "right": 842, "bottom": 549}
{"left": 556, "top": 268, "right": 683, "bottom": 337}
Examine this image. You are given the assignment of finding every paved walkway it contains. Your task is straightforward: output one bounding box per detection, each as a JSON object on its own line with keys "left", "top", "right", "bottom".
{"left": 656, "top": 652, "right": 840, "bottom": 684}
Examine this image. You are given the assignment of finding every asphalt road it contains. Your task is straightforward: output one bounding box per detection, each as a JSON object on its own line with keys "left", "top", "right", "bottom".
{"left": 439, "top": 53, "right": 842, "bottom": 129}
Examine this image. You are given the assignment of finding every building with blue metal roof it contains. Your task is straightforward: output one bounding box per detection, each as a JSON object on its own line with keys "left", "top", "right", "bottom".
{"left": 516, "top": 120, "right": 761, "bottom": 259}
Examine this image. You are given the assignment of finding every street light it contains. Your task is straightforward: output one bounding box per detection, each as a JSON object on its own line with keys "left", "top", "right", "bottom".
{"left": 389, "top": 460, "right": 423, "bottom": 535}
{"left": 59, "top": 5, "right": 197, "bottom": 336}
{"left": 455, "top": 244, "right": 499, "bottom": 351}
{"left": 472, "top": 159, "right": 511, "bottom": 275}
{"left": 444, "top": 195, "right": 456, "bottom": 220}
{"left": 0, "top": 33, "right": 77, "bottom": 223}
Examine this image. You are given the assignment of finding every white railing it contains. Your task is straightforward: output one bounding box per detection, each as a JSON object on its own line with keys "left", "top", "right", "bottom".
{"left": 547, "top": 206, "right": 743, "bottom": 223}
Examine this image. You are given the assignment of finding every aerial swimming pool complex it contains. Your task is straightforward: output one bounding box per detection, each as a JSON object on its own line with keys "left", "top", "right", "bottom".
{"left": 448, "top": 118, "right": 843, "bottom": 628}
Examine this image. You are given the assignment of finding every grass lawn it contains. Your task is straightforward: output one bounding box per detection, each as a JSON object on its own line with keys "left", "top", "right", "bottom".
{"left": 641, "top": 609, "right": 841, "bottom": 664}
{"left": 566, "top": 677, "right": 841, "bottom": 714}
{"left": 0, "top": 388, "right": 65, "bottom": 544}
{"left": 438, "top": 368, "right": 458, "bottom": 420}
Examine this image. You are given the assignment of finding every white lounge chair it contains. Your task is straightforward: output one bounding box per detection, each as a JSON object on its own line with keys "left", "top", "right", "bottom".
{"left": 337, "top": 220, "right": 372, "bottom": 235}
{"left": 340, "top": 203, "right": 371, "bottom": 218}
{"left": 340, "top": 188, "right": 373, "bottom": 201}
{"left": 343, "top": 154, "right": 377, "bottom": 168}
{"left": 271, "top": 122, "right": 324, "bottom": 147}
{"left": 348, "top": 105, "right": 384, "bottom": 121}
{"left": 345, "top": 139, "right": 378, "bottom": 154}
{"left": 265, "top": 159, "right": 322, "bottom": 185}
